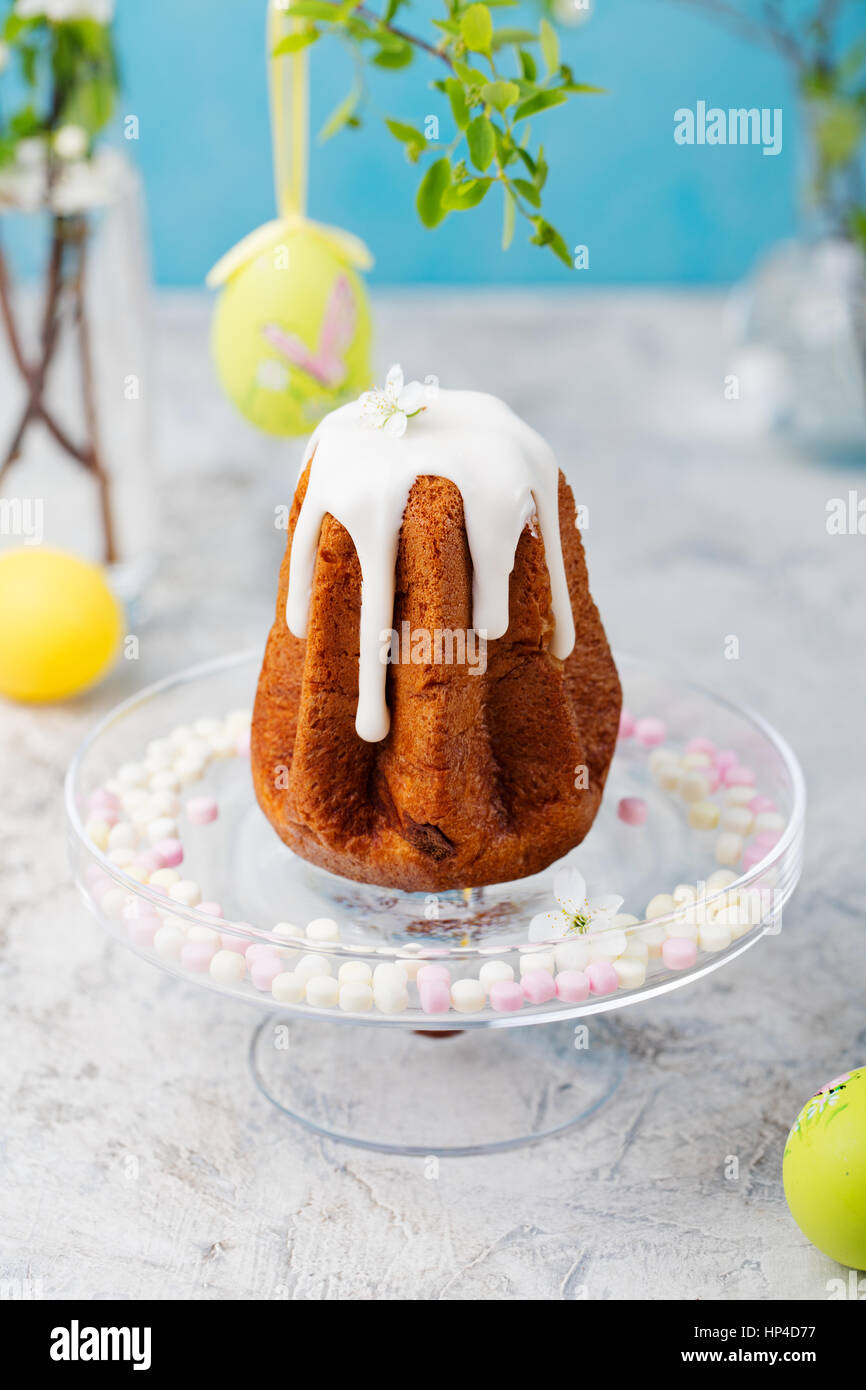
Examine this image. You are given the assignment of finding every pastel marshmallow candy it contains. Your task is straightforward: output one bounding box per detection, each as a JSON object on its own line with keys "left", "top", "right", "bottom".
{"left": 519, "top": 951, "right": 556, "bottom": 977}
{"left": 698, "top": 918, "right": 733, "bottom": 953}
{"left": 417, "top": 963, "right": 451, "bottom": 986}
{"left": 373, "top": 975, "right": 409, "bottom": 1014}
{"left": 680, "top": 772, "right": 711, "bottom": 804}
{"left": 645, "top": 893, "right": 676, "bottom": 920}
{"left": 272, "top": 971, "right": 305, "bottom": 1004}
{"left": 617, "top": 796, "right": 647, "bottom": 826}
{"left": 715, "top": 832, "right": 743, "bottom": 866}
{"left": 662, "top": 936, "right": 697, "bottom": 970}
{"left": 489, "top": 980, "right": 524, "bottom": 1012}
{"left": 686, "top": 736, "right": 716, "bottom": 757}
{"left": 521, "top": 969, "right": 557, "bottom": 1004}
{"left": 180, "top": 941, "right": 216, "bottom": 973}
{"left": 554, "top": 939, "right": 591, "bottom": 972}
{"left": 294, "top": 953, "right": 333, "bottom": 982}
{"left": 478, "top": 959, "right": 514, "bottom": 991}
{"left": 587, "top": 930, "right": 627, "bottom": 961}
{"left": 306, "top": 975, "right": 339, "bottom": 1007}
{"left": 451, "top": 979, "right": 486, "bottom": 1013}
{"left": 85, "top": 818, "right": 112, "bottom": 850}
{"left": 168, "top": 879, "right": 202, "bottom": 908}
{"left": 614, "top": 957, "right": 646, "bottom": 990}
{"left": 305, "top": 916, "right": 340, "bottom": 943}
{"left": 634, "top": 716, "right": 666, "bottom": 747}
{"left": 338, "top": 960, "right": 373, "bottom": 984}
{"left": 209, "top": 949, "right": 246, "bottom": 984}
{"left": 153, "top": 838, "right": 183, "bottom": 869}
{"left": 638, "top": 924, "right": 666, "bottom": 958}
{"left": 721, "top": 806, "right": 753, "bottom": 836}
{"left": 418, "top": 978, "right": 451, "bottom": 1013}
{"left": 755, "top": 810, "right": 785, "bottom": 834}
{"left": 688, "top": 800, "right": 719, "bottom": 830}
{"left": 586, "top": 961, "right": 618, "bottom": 995}
{"left": 339, "top": 981, "right": 374, "bottom": 1012}
{"left": 723, "top": 764, "right": 755, "bottom": 787}
{"left": 186, "top": 796, "right": 219, "bottom": 825}
{"left": 555, "top": 969, "right": 590, "bottom": 1003}
{"left": 618, "top": 708, "right": 636, "bottom": 739}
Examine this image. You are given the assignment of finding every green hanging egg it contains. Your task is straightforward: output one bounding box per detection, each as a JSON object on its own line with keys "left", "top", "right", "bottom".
{"left": 208, "top": 216, "right": 373, "bottom": 437}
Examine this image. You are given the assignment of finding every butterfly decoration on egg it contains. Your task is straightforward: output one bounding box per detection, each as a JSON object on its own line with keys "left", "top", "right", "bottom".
{"left": 207, "top": 0, "right": 373, "bottom": 436}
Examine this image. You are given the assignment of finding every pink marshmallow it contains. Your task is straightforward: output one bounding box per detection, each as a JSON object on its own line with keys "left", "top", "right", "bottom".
{"left": 742, "top": 845, "right": 767, "bottom": 871}
{"left": 122, "top": 898, "right": 158, "bottom": 921}
{"left": 153, "top": 837, "right": 183, "bottom": 868}
{"left": 749, "top": 796, "right": 776, "bottom": 815}
{"left": 246, "top": 942, "right": 280, "bottom": 963}
{"left": 127, "top": 917, "right": 159, "bottom": 947}
{"left": 489, "top": 980, "right": 524, "bottom": 1012}
{"left": 617, "top": 796, "right": 647, "bottom": 827}
{"left": 586, "top": 961, "right": 619, "bottom": 995}
{"left": 754, "top": 829, "right": 781, "bottom": 851}
{"left": 418, "top": 978, "right": 451, "bottom": 1013}
{"left": 522, "top": 968, "right": 557, "bottom": 1004}
{"left": 220, "top": 933, "right": 250, "bottom": 954}
{"left": 88, "top": 787, "right": 120, "bottom": 813}
{"left": 250, "top": 956, "right": 284, "bottom": 991}
{"left": 634, "top": 716, "right": 666, "bottom": 747}
{"left": 180, "top": 941, "right": 216, "bottom": 973}
{"left": 236, "top": 729, "right": 251, "bottom": 757}
{"left": 662, "top": 936, "right": 697, "bottom": 971}
{"left": 724, "top": 763, "right": 756, "bottom": 787}
{"left": 417, "top": 964, "right": 450, "bottom": 986}
{"left": 618, "top": 708, "right": 636, "bottom": 739}
{"left": 704, "top": 766, "right": 722, "bottom": 794}
{"left": 186, "top": 796, "right": 219, "bottom": 826}
{"left": 555, "top": 969, "right": 590, "bottom": 1003}
{"left": 714, "top": 749, "right": 737, "bottom": 771}
{"left": 686, "top": 736, "right": 716, "bottom": 757}
{"left": 196, "top": 901, "right": 223, "bottom": 918}
{"left": 134, "top": 848, "right": 165, "bottom": 874}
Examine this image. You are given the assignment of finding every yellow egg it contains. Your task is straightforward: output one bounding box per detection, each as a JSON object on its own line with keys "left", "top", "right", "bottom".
{"left": 0, "top": 547, "right": 123, "bottom": 702}
{"left": 783, "top": 1065, "right": 866, "bottom": 1267}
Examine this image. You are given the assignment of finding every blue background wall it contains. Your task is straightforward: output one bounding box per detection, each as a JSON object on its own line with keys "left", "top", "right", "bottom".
{"left": 115, "top": 0, "right": 802, "bottom": 285}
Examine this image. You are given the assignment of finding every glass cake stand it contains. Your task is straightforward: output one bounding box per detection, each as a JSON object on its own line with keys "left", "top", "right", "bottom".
{"left": 65, "top": 650, "right": 806, "bottom": 1155}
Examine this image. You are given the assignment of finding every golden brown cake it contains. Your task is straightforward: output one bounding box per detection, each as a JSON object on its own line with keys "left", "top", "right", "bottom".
{"left": 252, "top": 370, "right": 621, "bottom": 892}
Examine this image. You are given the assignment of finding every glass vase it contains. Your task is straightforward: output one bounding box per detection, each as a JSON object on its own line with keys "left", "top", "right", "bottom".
{"left": 0, "top": 147, "right": 154, "bottom": 600}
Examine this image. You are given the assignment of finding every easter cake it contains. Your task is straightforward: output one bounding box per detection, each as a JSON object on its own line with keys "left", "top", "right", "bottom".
{"left": 251, "top": 367, "right": 621, "bottom": 891}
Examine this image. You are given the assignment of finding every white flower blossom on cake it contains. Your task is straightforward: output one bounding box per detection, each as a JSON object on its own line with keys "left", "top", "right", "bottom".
{"left": 528, "top": 867, "right": 624, "bottom": 942}
{"left": 359, "top": 364, "right": 437, "bottom": 438}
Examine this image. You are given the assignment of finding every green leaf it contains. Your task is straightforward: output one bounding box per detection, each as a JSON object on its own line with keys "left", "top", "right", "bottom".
{"left": 490, "top": 28, "right": 537, "bottom": 50}
{"left": 466, "top": 113, "right": 495, "bottom": 172}
{"left": 442, "top": 177, "right": 493, "bottom": 210}
{"left": 319, "top": 85, "right": 361, "bottom": 142}
{"left": 460, "top": 3, "right": 493, "bottom": 54}
{"left": 539, "top": 17, "right": 559, "bottom": 77}
{"left": 531, "top": 217, "right": 573, "bottom": 268}
{"left": 562, "top": 82, "right": 606, "bottom": 94}
{"left": 416, "top": 156, "right": 452, "bottom": 227}
{"left": 513, "top": 88, "right": 568, "bottom": 123}
{"left": 273, "top": 27, "right": 319, "bottom": 55}
{"left": 386, "top": 118, "right": 426, "bottom": 145}
{"left": 502, "top": 185, "right": 516, "bottom": 250}
{"left": 518, "top": 48, "right": 537, "bottom": 82}
{"left": 454, "top": 59, "right": 490, "bottom": 89}
{"left": 481, "top": 80, "right": 520, "bottom": 112}
{"left": 444, "top": 77, "right": 470, "bottom": 130}
{"left": 281, "top": 1, "right": 340, "bottom": 19}
{"left": 372, "top": 39, "right": 413, "bottom": 68}
{"left": 511, "top": 177, "right": 541, "bottom": 208}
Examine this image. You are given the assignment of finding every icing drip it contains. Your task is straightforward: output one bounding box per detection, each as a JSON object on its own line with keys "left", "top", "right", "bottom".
{"left": 286, "top": 388, "right": 576, "bottom": 742}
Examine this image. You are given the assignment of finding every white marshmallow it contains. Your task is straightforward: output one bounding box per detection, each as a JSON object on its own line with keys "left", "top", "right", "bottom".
{"left": 338, "top": 960, "right": 373, "bottom": 984}
{"left": 339, "top": 981, "right": 374, "bottom": 1012}
{"left": 295, "top": 953, "right": 333, "bottom": 982}
{"left": 451, "top": 979, "right": 486, "bottom": 1013}
{"left": 168, "top": 879, "right": 201, "bottom": 908}
{"left": 117, "top": 762, "right": 148, "bottom": 788}
{"left": 614, "top": 957, "right": 646, "bottom": 990}
{"left": 688, "top": 800, "right": 719, "bottom": 830}
{"left": 210, "top": 949, "right": 246, "bottom": 983}
{"left": 85, "top": 818, "right": 112, "bottom": 849}
{"left": 715, "top": 832, "right": 743, "bottom": 866}
{"left": 108, "top": 821, "right": 137, "bottom": 850}
{"left": 755, "top": 811, "right": 785, "bottom": 833}
{"left": 680, "top": 772, "right": 711, "bottom": 804}
{"left": 272, "top": 971, "right": 305, "bottom": 1004}
{"left": 721, "top": 806, "right": 754, "bottom": 836}
{"left": 306, "top": 916, "right": 340, "bottom": 943}
{"left": 154, "top": 923, "right": 185, "bottom": 959}
{"left": 306, "top": 975, "right": 339, "bottom": 1008}
{"left": 646, "top": 893, "right": 675, "bottom": 920}
{"left": 147, "top": 816, "right": 178, "bottom": 843}
{"left": 479, "top": 959, "right": 515, "bottom": 989}
{"left": 373, "top": 978, "right": 409, "bottom": 1014}
{"left": 519, "top": 951, "right": 556, "bottom": 976}
{"left": 699, "top": 919, "right": 733, "bottom": 952}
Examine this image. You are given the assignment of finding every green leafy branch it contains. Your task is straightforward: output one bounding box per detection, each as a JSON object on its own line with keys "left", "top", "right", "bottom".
{"left": 273, "top": 0, "right": 603, "bottom": 266}
{"left": 0, "top": 6, "right": 118, "bottom": 170}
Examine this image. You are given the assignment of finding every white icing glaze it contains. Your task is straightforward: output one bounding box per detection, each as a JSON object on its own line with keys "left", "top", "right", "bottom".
{"left": 286, "top": 388, "right": 576, "bottom": 742}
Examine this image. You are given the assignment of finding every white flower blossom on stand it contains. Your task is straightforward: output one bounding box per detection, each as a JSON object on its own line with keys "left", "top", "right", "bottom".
{"left": 359, "top": 364, "right": 436, "bottom": 438}
{"left": 15, "top": 0, "right": 114, "bottom": 21}
{"left": 528, "top": 867, "right": 624, "bottom": 942}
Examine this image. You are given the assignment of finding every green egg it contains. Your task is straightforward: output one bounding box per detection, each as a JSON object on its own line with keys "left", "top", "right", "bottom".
{"left": 783, "top": 1065, "right": 866, "bottom": 1267}
{"left": 210, "top": 218, "right": 373, "bottom": 437}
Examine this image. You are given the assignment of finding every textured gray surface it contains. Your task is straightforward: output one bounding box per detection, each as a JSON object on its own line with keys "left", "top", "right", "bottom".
{"left": 1, "top": 289, "right": 864, "bottom": 1301}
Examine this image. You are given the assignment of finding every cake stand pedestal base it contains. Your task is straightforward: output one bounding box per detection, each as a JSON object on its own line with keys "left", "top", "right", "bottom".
{"left": 249, "top": 1015, "right": 626, "bottom": 1156}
